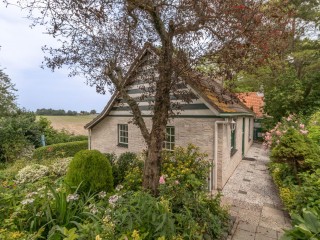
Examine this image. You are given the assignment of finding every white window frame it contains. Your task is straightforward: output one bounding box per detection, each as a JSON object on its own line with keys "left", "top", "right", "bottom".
{"left": 163, "top": 126, "right": 175, "bottom": 151}
{"left": 118, "top": 124, "right": 128, "bottom": 147}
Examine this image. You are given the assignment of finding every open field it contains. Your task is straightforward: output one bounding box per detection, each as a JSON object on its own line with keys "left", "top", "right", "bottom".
{"left": 38, "top": 115, "right": 98, "bottom": 135}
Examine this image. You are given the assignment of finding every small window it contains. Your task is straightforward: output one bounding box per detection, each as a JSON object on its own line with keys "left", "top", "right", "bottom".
{"left": 118, "top": 124, "right": 128, "bottom": 147}
{"left": 163, "top": 126, "right": 175, "bottom": 151}
{"left": 231, "top": 127, "right": 236, "bottom": 155}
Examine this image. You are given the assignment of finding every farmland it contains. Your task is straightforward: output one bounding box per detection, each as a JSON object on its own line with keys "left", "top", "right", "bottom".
{"left": 38, "top": 114, "right": 98, "bottom": 135}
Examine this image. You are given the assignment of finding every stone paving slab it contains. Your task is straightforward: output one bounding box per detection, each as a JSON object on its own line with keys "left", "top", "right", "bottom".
{"left": 221, "top": 143, "right": 291, "bottom": 240}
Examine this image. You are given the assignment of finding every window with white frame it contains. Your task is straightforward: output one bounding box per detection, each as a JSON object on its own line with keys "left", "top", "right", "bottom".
{"left": 163, "top": 126, "right": 175, "bottom": 151}
{"left": 118, "top": 124, "right": 128, "bottom": 147}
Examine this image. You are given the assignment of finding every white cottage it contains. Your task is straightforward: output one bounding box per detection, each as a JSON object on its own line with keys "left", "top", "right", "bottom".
{"left": 85, "top": 46, "right": 254, "bottom": 191}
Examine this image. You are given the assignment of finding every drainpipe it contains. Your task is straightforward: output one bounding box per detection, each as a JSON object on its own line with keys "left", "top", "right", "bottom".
{"left": 212, "top": 118, "right": 229, "bottom": 191}
{"left": 88, "top": 129, "right": 92, "bottom": 150}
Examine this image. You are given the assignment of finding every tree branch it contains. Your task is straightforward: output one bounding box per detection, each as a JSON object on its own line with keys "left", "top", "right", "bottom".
{"left": 105, "top": 64, "right": 151, "bottom": 145}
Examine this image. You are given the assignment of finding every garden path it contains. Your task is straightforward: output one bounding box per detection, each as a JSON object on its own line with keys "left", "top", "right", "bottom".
{"left": 221, "top": 143, "right": 291, "bottom": 240}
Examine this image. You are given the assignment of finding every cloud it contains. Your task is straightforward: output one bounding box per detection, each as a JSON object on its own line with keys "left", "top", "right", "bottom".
{"left": 0, "top": 3, "right": 110, "bottom": 112}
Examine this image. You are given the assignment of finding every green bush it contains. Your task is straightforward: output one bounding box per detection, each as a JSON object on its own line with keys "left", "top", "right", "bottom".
{"left": 161, "top": 144, "right": 210, "bottom": 192}
{"left": 33, "top": 140, "right": 88, "bottom": 160}
{"left": 65, "top": 150, "right": 113, "bottom": 193}
{"left": 271, "top": 128, "right": 318, "bottom": 180}
{"left": 109, "top": 152, "right": 143, "bottom": 187}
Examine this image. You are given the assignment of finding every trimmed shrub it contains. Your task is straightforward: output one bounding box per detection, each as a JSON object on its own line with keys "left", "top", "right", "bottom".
{"left": 33, "top": 140, "right": 88, "bottom": 160}
{"left": 65, "top": 150, "right": 113, "bottom": 193}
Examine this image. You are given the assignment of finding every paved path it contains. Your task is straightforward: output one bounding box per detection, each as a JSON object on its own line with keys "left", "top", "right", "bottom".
{"left": 221, "top": 143, "right": 291, "bottom": 240}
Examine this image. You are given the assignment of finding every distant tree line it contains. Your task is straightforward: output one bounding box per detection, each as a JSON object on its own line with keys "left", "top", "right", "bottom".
{"left": 36, "top": 108, "right": 97, "bottom": 116}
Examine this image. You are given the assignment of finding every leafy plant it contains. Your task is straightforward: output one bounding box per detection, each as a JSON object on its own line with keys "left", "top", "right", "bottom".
{"left": 65, "top": 150, "right": 113, "bottom": 193}
{"left": 271, "top": 128, "right": 318, "bottom": 182}
{"left": 161, "top": 144, "right": 210, "bottom": 192}
{"left": 308, "top": 111, "right": 320, "bottom": 145}
{"left": 112, "top": 191, "right": 175, "bottom": 240}
{"left": 109, "top": 152, "right": 142, "bottom": 187}
{"left": 282, "top": 207, "right": 320, "bottom": 240}
{"left": 15, "top": 164, "right": 49, "bottom": 184}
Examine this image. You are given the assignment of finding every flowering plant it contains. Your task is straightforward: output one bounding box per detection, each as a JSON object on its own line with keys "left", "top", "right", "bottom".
{"left": 263, "top": 114, "right": 308, "bottom": 149}
{"left": 15, "top": 164, "right": 49, "bottom": 184}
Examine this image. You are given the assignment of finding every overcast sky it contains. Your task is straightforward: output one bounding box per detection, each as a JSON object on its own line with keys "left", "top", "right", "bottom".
{"left": 0, "top": 3, "right": 111, "bottom": 112}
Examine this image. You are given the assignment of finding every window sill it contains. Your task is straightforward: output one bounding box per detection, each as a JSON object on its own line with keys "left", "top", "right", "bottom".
{"left": 230, "top": 149, "right": 237, "bottom": 157}
{"left": 117, "top": 143, "right": 128, "bottom": 148}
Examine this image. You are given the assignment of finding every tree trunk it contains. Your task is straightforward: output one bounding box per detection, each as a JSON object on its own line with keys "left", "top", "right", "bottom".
{"left": 143, "top": 128, "right": 165, "bottom": 195}
{"left": 142, "top": 41, "right": 173, "bottom": 195}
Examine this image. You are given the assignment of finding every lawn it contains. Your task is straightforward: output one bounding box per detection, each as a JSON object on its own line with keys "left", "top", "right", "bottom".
{"left": 38, "top": 115, "right": 98, "bottom": 135}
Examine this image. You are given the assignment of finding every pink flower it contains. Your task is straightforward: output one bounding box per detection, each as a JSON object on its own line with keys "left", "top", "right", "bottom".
{"left": 299, "top": 124, "right": 305, "bottom": 129}
{"left": 276, "top": 130, "right": 282, "bottom": 136}
{"left": 287, "top": 116, "right": 292, "bottom": 121}
{"left": 175, "top": 180, "right": 180, "bottom": 185}
{"left": 300, "top": 130, "right": 308, "bottom": 135}
{"left": 159, "top": 176, "right": 165, "bottom": 184}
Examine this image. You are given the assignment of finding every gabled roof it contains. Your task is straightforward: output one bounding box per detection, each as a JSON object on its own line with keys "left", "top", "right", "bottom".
{"left": 85, "top": 45, "right": 254, "bottom": 129}
{"left": 236, "top": 92, "right": 264, "bottom": 118}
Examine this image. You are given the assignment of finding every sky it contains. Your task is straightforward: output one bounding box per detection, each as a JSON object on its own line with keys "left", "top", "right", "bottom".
{"left": 0, "top": 3, "right": 111, "bottom": 113}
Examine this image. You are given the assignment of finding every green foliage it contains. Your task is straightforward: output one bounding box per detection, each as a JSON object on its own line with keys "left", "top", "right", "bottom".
{"left": 159, "top": 145, "right": 228, "bottom": 239}
{"left": 33, "top": 140, "right": 88, "bottom": 160}
{"left": 65, "top": 150, "right": 113, "bottom": 193}
{"left": 110, "top": 152, "right": 142, "bottom": 187}
{"left": 0, "top": 110, "right": 42, "bottom": 162}
{"left": 0, "top": 145, "right": 229, "bottom": 240}
{"left": 113, "top": 191, "right": 175, "bottom": 240}
{"left": 270, "top": 128, "right": 319, "bottom": 178}
{"left": 308, "top": 111, "right": 320, "bottom": 145}
{"left": 233, "top": 39, "right": 320, "bottom": 124}
{"left": 295, "top": 170, "right": 320, "bottom": 211}
{"left": 0, "top": 68, "right": 17, "bottom": 117}
{"left": 282, "top": 207, "right": 320, "bottom": 240}
{"left": 123, "top": 166, "right": 143, "bottom": 191}
{"left": 161, "top": 144, "right": 210, "bottom": 192}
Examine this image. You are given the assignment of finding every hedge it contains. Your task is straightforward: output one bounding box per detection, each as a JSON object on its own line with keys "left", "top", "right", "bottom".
{"left": 33, "top": 140, "right": 88, "bottom": 160}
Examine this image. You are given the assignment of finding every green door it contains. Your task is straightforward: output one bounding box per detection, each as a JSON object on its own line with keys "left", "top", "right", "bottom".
{"left": 242, "top": 118, "right": 245, "bottom": 156}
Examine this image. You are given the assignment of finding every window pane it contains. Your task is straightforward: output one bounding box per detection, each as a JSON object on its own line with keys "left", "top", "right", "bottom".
{"left": 166, "top": 142, "right": 170, "bottom": 150}
{"left": 118, "top": 124, "right": 128, "bottom": 145}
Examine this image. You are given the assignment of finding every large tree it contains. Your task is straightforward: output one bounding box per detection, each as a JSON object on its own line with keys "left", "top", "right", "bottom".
{"left": 7, "top": 0, "right": 292, "bottom": 194}
{"left": 0, "top": 68, "right": 17, "bottom": 117}
{"left": 231, "top": 0, "right": 320, "bottom": 122}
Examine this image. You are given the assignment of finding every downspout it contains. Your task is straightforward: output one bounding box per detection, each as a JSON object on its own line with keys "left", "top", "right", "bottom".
{"left": 212, "top": 118, "right": 229, "bottom": 191}
{"left": 88, "top": 128, "right": 92, "bottom": 150}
